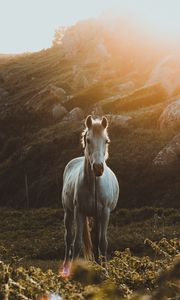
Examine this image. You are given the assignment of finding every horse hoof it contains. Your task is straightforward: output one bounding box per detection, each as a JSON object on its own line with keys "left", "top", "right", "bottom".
{"left": 60, "top": 264, "right": 70, "bottom": 278}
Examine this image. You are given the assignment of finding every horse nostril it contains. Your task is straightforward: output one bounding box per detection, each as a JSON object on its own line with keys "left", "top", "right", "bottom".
{"left": 93, "top": 163, "right": 104, "bottom": 176}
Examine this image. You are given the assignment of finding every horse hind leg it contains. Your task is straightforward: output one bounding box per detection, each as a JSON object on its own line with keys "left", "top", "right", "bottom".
{"left": 63, "top": 209, "right": 73, "bottom": 273}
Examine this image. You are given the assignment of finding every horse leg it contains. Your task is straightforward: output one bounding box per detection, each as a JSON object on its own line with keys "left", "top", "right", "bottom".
{"left": 73, "top": 206, "right": 84, "bottom": 259}
{"left": 92, "top": 220, "right": 100, "bottom": 263}
{"left": 99, "top": 208, "right": 110, "bottom": 266}
{"left": 63, "top": 209, "right": 73, "bottom": 273}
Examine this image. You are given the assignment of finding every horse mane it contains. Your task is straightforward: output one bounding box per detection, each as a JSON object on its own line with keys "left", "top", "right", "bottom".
{"left": 81, "top": 128, "right": 88, "bottom": 149}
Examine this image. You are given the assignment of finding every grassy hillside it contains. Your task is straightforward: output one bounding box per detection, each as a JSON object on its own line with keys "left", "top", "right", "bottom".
{"left": 0, "top": 22, "right": 180, "bottom": 209}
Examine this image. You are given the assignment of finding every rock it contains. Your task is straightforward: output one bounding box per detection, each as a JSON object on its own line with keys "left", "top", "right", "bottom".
{"left": 52, "top": 104, "right": 67, "bottom": 121}
{"left": 0, "top": 74, "right": 5, "bottom": 84}
{"left": 106, "top": 114, "right": 132, "bottom": 128}
{"left": 26, "top": 84, "right": 67, "bottom": 112}
{"left": 0, "top": 87, "right": 9, "bottom": 99}
{"left": 159, "top": 99, "right": 180, "bottom": 130}
{"left": 48, "top": 84, "right": 67, "bottom": 102}
{"left": 72, "top": 65, "right": 90, "bottom": 90}
{"left": 103, "top": 83, "right": 167, "bottom": 114}
{"left": 64, "top": 82, "right": 111, "bottom": 111}
{"left": 116, "top": 81, "right": 135, "bottom": 95}
{"left": 147, "top": 55, "right": 180, "bottom": 97}
{"left": 153, "top": 133, "right": 180, "bottom": 166}
{"left": 62, "top": 107, "right": 84, "bottom": 122}
{"left": 39, "top": 84, "right": 67, "bottom": 102}
{"left": 61, "top": 19, "right": 110, "bottom": 65}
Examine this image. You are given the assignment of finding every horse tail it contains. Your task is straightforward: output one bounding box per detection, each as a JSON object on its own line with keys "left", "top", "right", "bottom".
{"left": 83, "top": 217, "right": 92, "bottom": 259}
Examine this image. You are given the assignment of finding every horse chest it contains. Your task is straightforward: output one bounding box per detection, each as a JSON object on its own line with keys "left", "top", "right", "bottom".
{"left": 75, "top": 189, "right": 94, "bottom": 215}
{"left": 75, "top": 184, "right": 109, "bottom": 216}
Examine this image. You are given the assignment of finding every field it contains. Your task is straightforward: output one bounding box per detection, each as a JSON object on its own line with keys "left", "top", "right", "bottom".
{"left": 0, "top": 18, "right": 180, "bottom": 300}
{"left": 0, "top": 207, "right": 180, "bottom": 299}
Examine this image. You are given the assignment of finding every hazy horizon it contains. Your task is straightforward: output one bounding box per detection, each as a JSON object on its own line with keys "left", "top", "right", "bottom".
{"left": 1, "top": 0, "right": 180, "bottom": 54}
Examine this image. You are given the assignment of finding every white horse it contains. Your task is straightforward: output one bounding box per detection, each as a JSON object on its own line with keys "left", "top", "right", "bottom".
{"left": 62, "top": 115, "right": 119, "bottom": 273}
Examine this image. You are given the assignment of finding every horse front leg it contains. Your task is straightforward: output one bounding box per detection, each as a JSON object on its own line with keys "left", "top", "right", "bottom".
{"left": 63, "top": 209, "right": 73, "bottom": 274}
{"left": 92, "top": 220, "right": 100, "bottom": 263}
{"left": 72, "top": 206, "right": 84, "bottom": 260}
{"left": 99, "top": 208, "right": 110, "bottom": 266}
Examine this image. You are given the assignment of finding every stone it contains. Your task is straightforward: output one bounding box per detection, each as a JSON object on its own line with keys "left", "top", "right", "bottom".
{"left": 147, "top": 55, "right": 180, "bottom": 97}
{"left": 0, "top": 87, "right": 9, "bottom": 98}
{"left": 153, "top": 133, "right": 180, "bottom": 166}
{"left": 48, "top": 84, "right": 67, "bottom": 102}
{"left": 52, "top": 104, "right": 67, "bottom": 121}
{"left": 62, "top": 107, "right": 84, "bottom": 122}
{"left": 116, "top": 81, "right": 135, "bottom": 95}
{"left": 26, "top": 84, "right": 67, "bottom": 112}
{"left": 106, "top": 114, "right": 132, "bottom": 128}
{"left": 159, "top": 99, "right": 180, "bottom": 130}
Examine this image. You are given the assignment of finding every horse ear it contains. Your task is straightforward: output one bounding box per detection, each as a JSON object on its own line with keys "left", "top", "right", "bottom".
{"left": 85, "top": 115, "right": 92, "bottom": 128}
{"left": 102, "top": 116, "right": 108, "bottom": 128}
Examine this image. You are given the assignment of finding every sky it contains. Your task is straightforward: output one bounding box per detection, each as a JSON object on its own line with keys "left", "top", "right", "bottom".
{"left": 0, "top": 0, "right": 180, "bottom": 54}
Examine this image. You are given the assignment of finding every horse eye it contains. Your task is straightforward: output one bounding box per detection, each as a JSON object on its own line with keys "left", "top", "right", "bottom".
{"left": 86, "top": 138, "right": 90, "bottom": 144}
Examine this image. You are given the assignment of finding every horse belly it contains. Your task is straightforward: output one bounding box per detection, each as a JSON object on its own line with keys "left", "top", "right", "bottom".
{"left": 62, "top": 160, "right": 83, "bottom": 211}
{"left": 98, "top": 172, "right": 119, "bottom": 211}
{"left": 78, "top": 193, "right": 97, "bottom": 216}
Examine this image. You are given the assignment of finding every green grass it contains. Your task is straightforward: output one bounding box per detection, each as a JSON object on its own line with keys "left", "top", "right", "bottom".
{"left": 0, "top": 207, "right": 179, "bottom": 263}
{"left": 0, "top": 236, "right": 179, "bottom": 299}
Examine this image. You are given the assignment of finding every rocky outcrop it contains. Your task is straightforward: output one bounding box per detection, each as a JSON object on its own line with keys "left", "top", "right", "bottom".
{"left": 61, "top": 19, "right": 110, "bottom": 65}
{"left": 106, "top": 114, "right": 132, "bottom": 128}
{"left": 48, "top": 84, "right": 67, "bottom": 102}
{"left": 153, "top": 133, "right": 180, "bottom": 166}
{"left": 116, "top": 81, "right": 135, "bottom": 95}
{"left": 103, "top": 83, "right": 167, "bottom": 114}
{"left": 0, "top": 87, "right": 8, "bottom": 100}
{"left": 64, "top": 82, "right": 112, "bottom": 111}
{"left": 159, "top": 99, "right": 180, "bottom": 130}
{"left": 26, "top": 84, "right": 67, "bottom": 112}
{"left": 147, "top": 56, "right": 180, "bottom": 97}
{"left": 62, "top": 107, "right": 84, "bottom": 122}
{"left": 52, "top": 104, "right": 67, "bottom": 121}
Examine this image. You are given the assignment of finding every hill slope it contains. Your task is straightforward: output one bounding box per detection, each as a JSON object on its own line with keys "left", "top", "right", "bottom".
{"left": 0, "top": 20, "right": 179, "bottom": 208}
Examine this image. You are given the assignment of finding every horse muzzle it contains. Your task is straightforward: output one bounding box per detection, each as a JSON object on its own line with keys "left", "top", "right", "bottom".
{"left": 93, "top": 163, "right": 104, "bottom": 177}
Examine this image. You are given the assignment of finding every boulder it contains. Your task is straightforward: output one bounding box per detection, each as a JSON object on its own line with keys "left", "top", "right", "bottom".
{"left": 116, "top": 81, "right": 135, "bottom": 95}
{"left": 52, "top": 104, "right": 67, "bottom": 121}
{"left": 153, "top": 134, "right": 180, "bottom": 166}
{"left": 61, "top": 19, "right": 110, "bottom": 65}
{"left": 48, "top": 84, "right": 67, "bottom": 102}
{"left": 159, "top": 99, "right": 180, "bottom": 130}
{"left": 64, "top": 82, "right": 112, "bottom": 111}
{"left": 106, "top": 114, "right": 132, "bottom": 128}
{"left": 62, "top": 107, "right": 84, "bottom": 122}
{"left": 147, "top": 55, "right": 180, "bottom": 97}
{"left": 72, "top": 65, "right": 90, "bottom": 90}
{"left": 26, "top": 84, "right": 67, "bottom": 112}
{"left": 38, "top": 84, "right": 67, "bottom": 102}
{"left": 103, "top": 83, "right": 167, "bottom": 114}
{"left": 0, "top": 87, "right": 9, "bottom": 100}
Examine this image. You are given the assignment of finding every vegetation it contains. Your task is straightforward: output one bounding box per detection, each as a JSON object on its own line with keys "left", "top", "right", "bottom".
{"left": 0, "top": 237, "right": 179, "bottom": 299}
{"left": 0, "top": 207, "right": 179, "bottom": 261}
{"left": 0, "top": 18, "right": 180, "bottom": 299}
{"left": 0, "top": 208, "right": 179, "bottom": 299}
{"left": 0, "top": 20, "right": 179, "bottom": 208}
